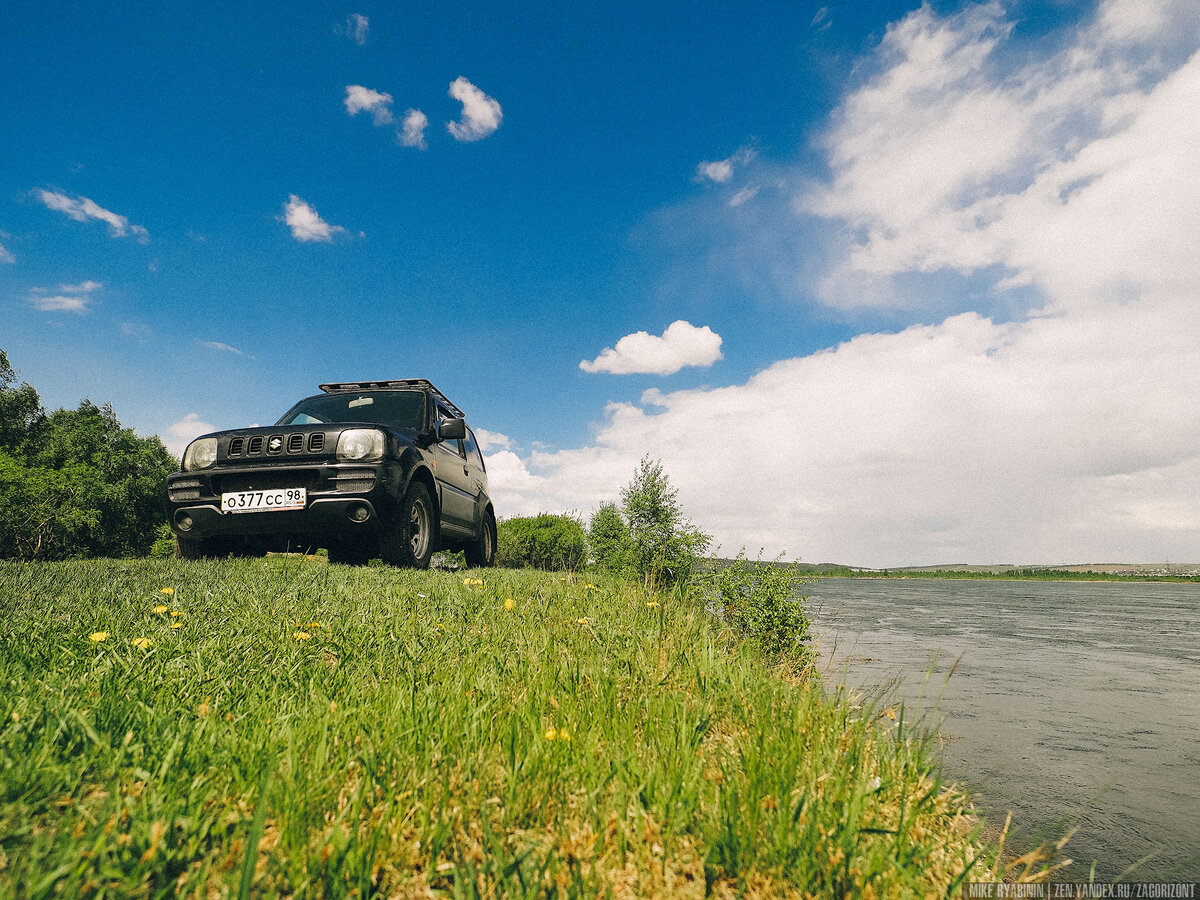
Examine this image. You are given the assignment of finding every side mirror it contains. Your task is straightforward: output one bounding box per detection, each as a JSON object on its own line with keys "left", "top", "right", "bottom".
{"left": 438, "top": 418, "right": 466, "bottom": 441}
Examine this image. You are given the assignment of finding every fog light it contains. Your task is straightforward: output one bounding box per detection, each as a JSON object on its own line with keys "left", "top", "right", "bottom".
{"left": 176, "top": 513, "right": 194, "bottom": 531}
{"left": 349, "top": 504, "right": 370, "bottom": 523}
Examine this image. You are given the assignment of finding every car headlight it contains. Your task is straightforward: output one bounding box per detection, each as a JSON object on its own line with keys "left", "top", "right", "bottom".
{"left": 336, "top": 428, "right": 384, "bottom": 462}
{"left": 182, "top": 437, "right": 218, "bottom": 471}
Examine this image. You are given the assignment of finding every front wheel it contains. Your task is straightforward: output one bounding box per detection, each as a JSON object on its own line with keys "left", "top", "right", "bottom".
{"left": 379, "top": 483, "right": 435, "bottom": 569}
{"left": 465, "top": 510, "right": 496, "bottom": 568}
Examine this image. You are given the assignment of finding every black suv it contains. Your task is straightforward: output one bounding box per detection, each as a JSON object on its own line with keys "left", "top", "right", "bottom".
{"left": 165, "top": 379, "right": 496, "bottom": 568}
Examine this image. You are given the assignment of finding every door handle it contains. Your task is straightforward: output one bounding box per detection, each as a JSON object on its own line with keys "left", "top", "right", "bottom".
{"left": 463, "top": 466, "right": 470, "bottom": 476}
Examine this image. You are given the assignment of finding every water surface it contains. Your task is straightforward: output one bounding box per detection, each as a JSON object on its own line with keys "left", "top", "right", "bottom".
{"left": 805, "top": 577, "right": 1200, "bottom": 880}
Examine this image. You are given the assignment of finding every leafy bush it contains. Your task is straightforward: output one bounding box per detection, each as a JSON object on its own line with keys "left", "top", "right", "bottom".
{"left": 709, "top": 551, "right": 813, "bottom": 662}
{"left": 496, "top": 514, "right": 587, "bottom": 570}
{"left": 619, "top": 456, "right": 710, "bottom": 587}
{"left": 588, "top": 501, "right": 631, "bottom": 572}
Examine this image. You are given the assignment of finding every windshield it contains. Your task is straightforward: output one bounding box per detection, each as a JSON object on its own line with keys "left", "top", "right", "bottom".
{"left": 276, "top": 391, "right": 426, "bottom": 430}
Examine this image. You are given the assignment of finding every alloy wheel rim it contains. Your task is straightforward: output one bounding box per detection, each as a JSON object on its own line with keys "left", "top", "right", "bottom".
{"left": 410, "top": 500, "right": 429, "bottom": 557}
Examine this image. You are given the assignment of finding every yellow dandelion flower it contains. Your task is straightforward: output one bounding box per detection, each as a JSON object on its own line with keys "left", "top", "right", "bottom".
{"left": 295, "top": 631, "right": 310, "bottom": 641}
{"left": 169, "top": 610, "right": 184, "bottom": 617}
{"left": 576, "top": 617, "right": 591, "bottom": 625}
{"left": 584, "top": 583, "right": 598, "bottom": 590}
{"left": 558, "top": 727, "right": 571, "bottom": 743}
{"left": 504, "top": 598, "right": 515, "bottom": 611}
{"left": 160, "top": 587, "right": 174, "bottom": 596}
{"left": 169, "top": 622, "right": 183, "bottom": 630}
{"left": 88, "top": 631, "right": 108, "bottom": 642}
{"left": 463, "top": 577, "right": 483, "bottom": 586}
{"left": 132, "top": 637, "right": 151, "bottom": 650}
{"left": 306, "top": 621, "right": 324, "bottom": 629}
{"left": 646, "top": 601, "right": 659, "bottom": 608}
{"left": 152, "top": 605, "right": 169, "bottom": 614}
{"left": 544, "top": 727, "right": 557, "bottom": 741}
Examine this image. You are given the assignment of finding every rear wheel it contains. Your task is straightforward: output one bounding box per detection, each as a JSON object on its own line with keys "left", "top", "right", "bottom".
{"left": 379, "top": 482, "right": 435, "bottom": 569}
{"left": 465, "top": 510, "right": 496, "bottom": 568}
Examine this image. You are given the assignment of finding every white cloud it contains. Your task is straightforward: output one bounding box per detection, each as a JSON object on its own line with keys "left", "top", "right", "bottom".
{"left": 474, "top": 428, "right": 513, "bottom": 452}
{"left": 164, "top": 413, "right": 216, "bottom": 458}
{"left": 400, "top": 108, "right": 429, "bottom": 149}
{"left": 695, "top": 147, "right": 757, "bottom": 184}
{"left": 344, "top": 85, "right": 393, "bottom": 125}
{"left": 0, "top": 241, "right": 13, "bottom": 264}
{"left": 803, "top": 0, "right": 1200, "bottom": 311}
{"left": 580, "top": 320, "right": 724, "bottom": 376}
{"left": 27, "top": 280, "right": 102, "bottom": 313}
{"left": 337, "top": 13, "right": 369, "bottom": 45}
{"left": 37, "top": 190, "right": 149, "bottom": 242}
{"left": 281, "top": 195, "right": 347, "bottom": 243}
{"left": 489, "top": 0, "right": 1200, "bottom": 566}
{"left": 446, "top": 77, "right": 503, "bottom": 142}
{"left": 199, "top": 340, "right": 245, "bottom": 355}
{"left": 729, "top": 187, "right": 759, "bottom": 207}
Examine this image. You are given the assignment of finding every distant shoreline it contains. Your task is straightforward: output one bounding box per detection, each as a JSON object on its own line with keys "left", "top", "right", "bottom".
{"left": 703, "top": 559, "right": 1200, "bottom": 583}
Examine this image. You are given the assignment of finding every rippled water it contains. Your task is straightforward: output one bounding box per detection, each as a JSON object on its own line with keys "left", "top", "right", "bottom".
{"left": 804, "top": 577, "right": 1200, "bottom": 880}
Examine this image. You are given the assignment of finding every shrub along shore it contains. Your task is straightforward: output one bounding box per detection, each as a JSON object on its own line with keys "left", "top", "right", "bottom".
{"left": 0, "top": 557, "right": 1068, "bottom": 897}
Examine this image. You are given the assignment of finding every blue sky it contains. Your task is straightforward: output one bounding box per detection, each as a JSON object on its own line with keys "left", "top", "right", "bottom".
{"left": 4, "top": 0, "right": 1199, "bottom": 566}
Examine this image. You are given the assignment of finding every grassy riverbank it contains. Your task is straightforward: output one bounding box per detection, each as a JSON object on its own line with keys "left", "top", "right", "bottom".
{"left": 2, "top": 558, "right": 1023, "bottom": 897}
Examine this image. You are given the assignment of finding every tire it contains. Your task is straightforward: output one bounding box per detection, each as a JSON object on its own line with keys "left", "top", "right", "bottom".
{"left": 174, "top": 534, "right": 207, "bottom": 560}
{"left": 379, "top": 482, "right": 435, "bottom": 569}
{"left": 465, "top": 510, "right": 496, "bottom": 568}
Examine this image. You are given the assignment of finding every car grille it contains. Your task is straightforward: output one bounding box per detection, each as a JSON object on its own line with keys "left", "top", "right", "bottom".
{"left": 226, "top": 432, "right": 326, "bottom": 460}
{"left": 215, "top": 471, "right": 322, "bottom": 493}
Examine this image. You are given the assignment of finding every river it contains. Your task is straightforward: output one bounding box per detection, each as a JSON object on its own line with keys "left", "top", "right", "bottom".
{"left": 804, "top": 577, "right": 1200, "bottom": 880}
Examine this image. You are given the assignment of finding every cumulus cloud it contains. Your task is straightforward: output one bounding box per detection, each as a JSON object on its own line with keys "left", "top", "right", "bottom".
{"left": 489, "top": 0, "right": 1200, "bottom": 566}
{"left": 400, "top": 108, "right": 429, "bottom": 149}
{"left": 164, "top": 413, "right": 216, "bottom": 458}
{"left": 37, "top": 190, "right": 148, "bottom": 242}
{"left": 474, "top": 428, "right": 513, "bottom": 452}
{"left": 344, "top": 85, "right": 394, "bottom": 125}
{"left": 337, "top": 13, "right": 369, "bottom": 45}
{"left": 281, "top": 195, "right": 347, "bottom": 243}
{"left": 803, "top": 0, "right": 1200, "bottom": 312}
{"left": 27, "top": 280, "right": 102, "bottom": 313}
{"left": 580, "top": 320, "right": 724, "bottom": 376}
{"left": 446, "top": 77, "right": 503, "bottom": 142}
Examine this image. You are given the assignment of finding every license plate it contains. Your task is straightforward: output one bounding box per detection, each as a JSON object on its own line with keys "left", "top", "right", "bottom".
{"left": 221, "top": 488, "right": 306, "bottom": 514}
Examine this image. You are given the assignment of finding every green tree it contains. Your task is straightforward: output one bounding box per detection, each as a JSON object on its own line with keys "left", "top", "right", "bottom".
{"left": 496, "top": 514, "right": 588, "bottom": 570}
{"left": 619, "top": 456, "right": 710, "bottom": 587}
{"left": 588, "top": 502, "right": 630, "bottom": 573}
{"left": 0, "top": 350, "right": 177, "bottom": 560}
{"left": 0, "top": 350, "right": 42, "bottom": 452}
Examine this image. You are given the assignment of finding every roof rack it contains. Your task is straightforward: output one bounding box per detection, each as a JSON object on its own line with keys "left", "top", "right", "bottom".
{"left": 318, "top": 379, "right": 465, "bottom": 418}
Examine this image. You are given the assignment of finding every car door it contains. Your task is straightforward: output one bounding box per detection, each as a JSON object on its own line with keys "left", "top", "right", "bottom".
{"left": 462, "top": 428, "right": 488, "bottom": 504}
{"left": 433, "top": 427, "right": 475, "bottom": 532}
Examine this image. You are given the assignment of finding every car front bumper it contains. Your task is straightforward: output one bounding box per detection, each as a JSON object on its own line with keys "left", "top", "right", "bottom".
{"left": 166, "top": 462, "right": 399, "bottom": 540}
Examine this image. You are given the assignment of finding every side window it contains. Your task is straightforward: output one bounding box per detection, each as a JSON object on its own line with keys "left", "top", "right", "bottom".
{"left": 438, "top": 412, "right": 464, "bottom": 458}
{"left": 464, "top": 429, "right": 485, "bottom": 472}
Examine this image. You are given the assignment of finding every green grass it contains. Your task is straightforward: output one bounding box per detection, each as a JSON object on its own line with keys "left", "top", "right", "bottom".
{"left": 1, "top": 558, "right": 1006, "bottom": 897}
